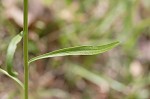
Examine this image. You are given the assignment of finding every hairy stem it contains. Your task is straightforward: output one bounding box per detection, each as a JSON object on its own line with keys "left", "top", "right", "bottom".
{"left": 23, "top": 0, "right": 28, "bottom": 98}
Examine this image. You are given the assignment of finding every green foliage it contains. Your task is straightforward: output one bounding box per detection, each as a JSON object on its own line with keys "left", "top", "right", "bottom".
{"left": 2, "top": 0, "right": 149, "bottom": 98}
{"left": 0, "top": 68, "right": 24, "bottom": 88}
{"left": 65, "top": 0, "right": 73, "bottom": 5}
{"left": 0, "top": 28, "right": 119, "bottom": 98}
{"left": 6, "top": 31, "right": 23, "bottom": 77}
{"left": 0, "top": 21, "right": 119, "bottom": 99}
{"left": 29, "top": 41, "right": 119, "bottom": 64}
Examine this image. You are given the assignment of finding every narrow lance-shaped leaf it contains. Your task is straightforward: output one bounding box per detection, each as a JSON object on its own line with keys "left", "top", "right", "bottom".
{"left": 29, "top": 41, "right": 119, "bottom": 64}
{"left": 0, "top": 68, "right": 24, "bottom": 88}
{"left": 6, "top": 31, "right": 23, "bottom": 77}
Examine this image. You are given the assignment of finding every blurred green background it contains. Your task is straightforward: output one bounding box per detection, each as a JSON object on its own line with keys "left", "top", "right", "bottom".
{"left": 0, "top": 0, "right": 150, "bottom": 99}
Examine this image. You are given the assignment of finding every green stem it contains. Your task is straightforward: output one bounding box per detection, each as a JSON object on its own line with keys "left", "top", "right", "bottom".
{"left": 23, "top": 0, "right": 28, "bottom": 98}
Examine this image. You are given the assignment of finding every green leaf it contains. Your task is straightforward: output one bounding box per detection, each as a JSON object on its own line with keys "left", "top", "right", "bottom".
{"left": 6, "top": 31, "right": 23, "bottom": 77}
{"left": 29, "top": 41, "right": 119, "bottom": 64}
{"left": 0, "top": 68, "right": 24, "bottom": 88}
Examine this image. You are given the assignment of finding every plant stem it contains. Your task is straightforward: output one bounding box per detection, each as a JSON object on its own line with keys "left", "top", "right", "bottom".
{"left": 23, "top": 0, "right": 28, "bottom": 98}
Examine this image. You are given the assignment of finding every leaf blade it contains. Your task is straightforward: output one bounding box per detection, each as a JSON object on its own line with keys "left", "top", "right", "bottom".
{"left": 6, "top": 31, "right": 23, "bottom": 77}
{"left": 0, "top": 68, "right": 24, "bottom": 88}
{"left": 29, "top": 41, "right": 119, "bottom": 64}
